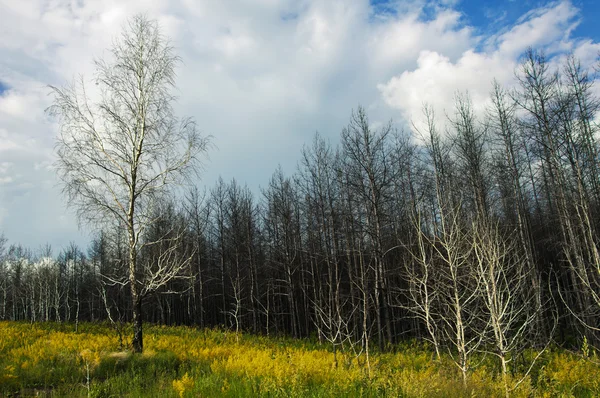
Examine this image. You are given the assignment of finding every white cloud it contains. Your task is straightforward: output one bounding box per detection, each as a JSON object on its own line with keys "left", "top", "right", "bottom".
{"left": 0, "top": 0, "right": 598, "bottom": 249}
{"left": 379, "top": 49, "right": 514, "bottom": 131}
{"left": 370, "top": 8, "right": 474, "bottom": 71}
{"left": 378, "top": 0, "right": 597, "bottom": 133}
{"left": 494, "top": 1, "right": 580, "bottom": 57}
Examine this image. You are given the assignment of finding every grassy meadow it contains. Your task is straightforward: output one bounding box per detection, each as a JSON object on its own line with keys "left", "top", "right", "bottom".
{"left": 0, "top": 321, "right": 599, "bottom": 397}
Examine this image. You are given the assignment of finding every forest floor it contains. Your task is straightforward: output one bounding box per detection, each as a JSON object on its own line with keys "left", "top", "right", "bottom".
{"left": 0, "top": 321, "right": 598, "bottom": 397}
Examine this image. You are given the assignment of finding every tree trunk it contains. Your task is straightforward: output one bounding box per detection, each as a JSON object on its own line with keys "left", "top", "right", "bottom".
{"left": 132, "top": 295, "right": 143, "bottom": 353}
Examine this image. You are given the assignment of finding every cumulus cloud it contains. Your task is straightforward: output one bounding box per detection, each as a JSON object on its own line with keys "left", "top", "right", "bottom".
{"left": 378, "top": 0, "right": 598, "bottom": 132}
{"left": 0, "top": 0, "right": 598, "bottom": 249}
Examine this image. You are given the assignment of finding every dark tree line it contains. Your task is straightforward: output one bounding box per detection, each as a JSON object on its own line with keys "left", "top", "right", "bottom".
{"left": 2, "top": 47, "right": 600, "bottom": 388}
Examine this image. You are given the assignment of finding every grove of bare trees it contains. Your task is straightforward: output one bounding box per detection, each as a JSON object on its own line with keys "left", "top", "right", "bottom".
{"left": 1, "top": 15, "right": 599, "bottom": 391}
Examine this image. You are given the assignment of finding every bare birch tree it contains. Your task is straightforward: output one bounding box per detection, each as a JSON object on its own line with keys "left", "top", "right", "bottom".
{"left": 472, "top": 221, "right": 541, "bottom": 397}
{"left": 48, "top": 14, "right": 210, "bottom": 352}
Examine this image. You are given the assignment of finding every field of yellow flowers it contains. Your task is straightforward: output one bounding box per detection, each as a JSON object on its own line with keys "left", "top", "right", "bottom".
{"left": 1, "top": 321, "right": 599, "bottom": 397}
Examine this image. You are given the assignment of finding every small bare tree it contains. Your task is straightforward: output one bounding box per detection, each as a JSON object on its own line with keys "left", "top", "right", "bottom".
{"left": 403, "top": 210, "right": 441, "bottom": 359}
{"left": 473, "top": 221, "right": 545, "bottom": 398}
{"left": 48, "top": 14, "right": 210, "bottom": 352}
{"left": 435, "top": 203, "right": 482, "bottom": 387}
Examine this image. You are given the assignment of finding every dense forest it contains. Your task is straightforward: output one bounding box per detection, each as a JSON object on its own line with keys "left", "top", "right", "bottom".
{"left": 2, "top": 17, "right": 600, "bottom": 386}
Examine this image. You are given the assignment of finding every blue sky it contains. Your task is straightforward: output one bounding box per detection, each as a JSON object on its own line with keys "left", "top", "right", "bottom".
{"left": 467, "top": 0, "right": 600, "bottom": 45}
{"left": 371, "top": 0, "right": 600, "bottom": 46}
{"left": 370, "top": 0, "right": 600, "bottom": 43}
{"left": 0, "top": 0, "right": 599, "bottom": 254}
